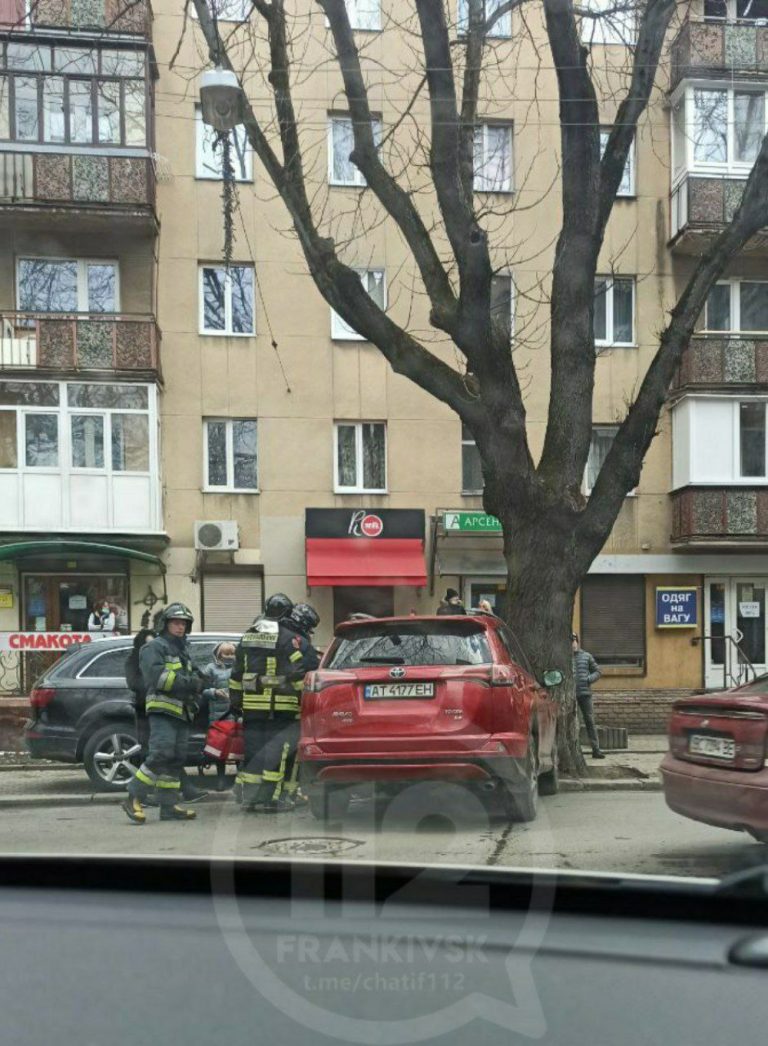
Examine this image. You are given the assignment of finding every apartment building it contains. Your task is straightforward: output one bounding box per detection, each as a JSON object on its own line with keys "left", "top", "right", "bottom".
{"left": 0, "top": 0, "right": 766, "bottom": 704}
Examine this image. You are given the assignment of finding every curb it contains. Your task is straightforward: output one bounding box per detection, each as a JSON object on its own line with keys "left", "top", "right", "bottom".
{"left": 0, "top": 762, "right": 74, "bottom": 773}
{"left": 560, "top": 777, "right": 663, "bottom": 792}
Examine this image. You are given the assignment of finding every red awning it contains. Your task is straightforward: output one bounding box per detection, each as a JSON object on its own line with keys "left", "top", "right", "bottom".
{"left": 306, "top": 538, "right": 427, "bottom": 587}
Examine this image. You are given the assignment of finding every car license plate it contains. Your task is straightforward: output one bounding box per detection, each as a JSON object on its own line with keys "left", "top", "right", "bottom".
{"left": 689, "top": 734, "right": 735, "bottom": 760}
{"left": 364, "top": 682, "right": 435, "bottom": 700}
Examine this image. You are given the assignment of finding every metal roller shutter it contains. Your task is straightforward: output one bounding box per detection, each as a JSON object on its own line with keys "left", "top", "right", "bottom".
{"left": 202, "top": 572, "right": 263, "bottom": 633}
{"left": 581, "top": 575, "right": 645, "bottom": 667}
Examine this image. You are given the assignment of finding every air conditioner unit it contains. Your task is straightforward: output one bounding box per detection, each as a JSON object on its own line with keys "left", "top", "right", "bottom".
{"left": 194, "top": 520, "right": 240, "bottom": 551}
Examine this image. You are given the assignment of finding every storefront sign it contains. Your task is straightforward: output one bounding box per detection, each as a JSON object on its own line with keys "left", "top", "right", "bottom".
{"left": 0, "top": 589, "right": 13, "bottom": 609}
{"left": 443, "top": 511, "right": 502, "bottom": 534}
{"left": 0, "top": 632, "right": 115, "bottom": 651}
{"left": 655, "top": 587, "right": 698, "bottom": 628}
{"left": 306, "top": 508, "right": 424, "bottom": 540}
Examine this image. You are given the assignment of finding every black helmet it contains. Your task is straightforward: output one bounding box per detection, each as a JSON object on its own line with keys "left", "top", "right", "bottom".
{"left": 289, "top": 602, "right": 319, "bottom": 636}
{"left": 264, "top": 593, "right": 293, "bottom": 621}
{"left": 156, "top": 602, "right": 194, "bottom": 634}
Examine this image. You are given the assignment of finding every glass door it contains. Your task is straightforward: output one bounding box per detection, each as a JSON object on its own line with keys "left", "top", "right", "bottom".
{"left": 705, "top": 578, "right": 768, "bottom": 688}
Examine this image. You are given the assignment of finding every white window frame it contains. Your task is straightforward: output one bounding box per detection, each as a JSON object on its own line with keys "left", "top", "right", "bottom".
{"left": 599, "top": 127, "right": 636, "bottom": 197}
{"left": 585, "top": 424, "right": 637, "bottom": 496}
{"left": 191, "top": 0, "right": 250, "bottom": 23}
{"left": 704, "top": 278, "right": 768, "bottom": 333}
{"left": 203, "top": 417, "right": 258, "bottom": 493}
{"left": 198, "top": 264, "right": 255, "bottom": 337}
{"left": 594, "top": 275, "right": 636, "bottom": 348}
{"left": 457, "top": 0, "right": 512, "bottom": 38}
{"left": 330, "top": 268, "right": 387, "bottom": 341}
{"left": 16, "top": 257, "right": 120, "bottom": 312}
{"left": 738, "top": 399, "right": 768, "bottom": 479}
{"left": 704, "top": 0, "right": 768, "bottom": 23}
{"left": 473, "top": 122, "right": 514, "bottom": 193}
{"left": 580, "top": 0, "right": 637, "bottom": 45}
{"left": 671, "top": 82, "right": 768, "bottom": 185}
{"left": 194, "top": 106, "right": 252, "bottom": 182}
{"left": 326, "top": 0, "right": 382, "bottom": 31}
{"left": 333, "top": 420, "right": 387, "bottom": 493}
{"left": 327, "top": 113, "right": 382, "bottom": 187}
{"left": 461, "top": 424, "right": 483, "bottom": 494}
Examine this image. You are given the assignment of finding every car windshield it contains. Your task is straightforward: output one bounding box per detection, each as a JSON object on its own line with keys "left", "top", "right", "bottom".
{"left": 326, "top": 623, "right": 492, "bottom": 669}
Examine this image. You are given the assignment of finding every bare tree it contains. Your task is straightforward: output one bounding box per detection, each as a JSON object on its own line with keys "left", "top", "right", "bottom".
{"left": 189, "top": 0, "right": 768, "bottom": 773}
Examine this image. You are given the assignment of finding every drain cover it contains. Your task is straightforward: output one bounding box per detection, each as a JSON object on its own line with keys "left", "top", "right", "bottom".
{"left": 258, "top": 836, "right": 365, "bottom": 856}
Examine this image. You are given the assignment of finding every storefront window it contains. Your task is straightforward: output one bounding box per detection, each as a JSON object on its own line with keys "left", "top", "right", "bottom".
{"left": 23, "top": 574, "right": 128, "bottom": 632}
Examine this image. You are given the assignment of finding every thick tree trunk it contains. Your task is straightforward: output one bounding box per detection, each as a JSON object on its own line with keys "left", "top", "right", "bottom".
{"left": 498, "top": 519, "right": 588, "bottom": 778}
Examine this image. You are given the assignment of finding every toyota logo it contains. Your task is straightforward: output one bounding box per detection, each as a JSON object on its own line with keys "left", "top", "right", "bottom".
{"left": 389, "top": 667, "right": 406, "bottom": 679}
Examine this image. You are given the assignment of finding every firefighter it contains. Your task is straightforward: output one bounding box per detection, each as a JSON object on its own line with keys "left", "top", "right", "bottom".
{"left": 229, "top": 593, "right": 314, "bottom": 813}
{"left": 278, "top": 602, "right": 321, "bottom": 811}
{"left": 122, "top": 602, "right": 202, "bottom": 825}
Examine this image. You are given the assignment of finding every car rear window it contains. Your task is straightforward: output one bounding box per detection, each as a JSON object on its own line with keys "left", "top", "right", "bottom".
{"left": 326, "top": 622, "right": 492, "bottom": 669}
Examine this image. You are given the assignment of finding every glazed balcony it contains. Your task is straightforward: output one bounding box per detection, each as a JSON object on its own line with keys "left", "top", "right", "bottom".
{"left": 1, "top": 0, "right": 152, "bottom": 37}
{"left": 0, "top": 311, "right": 159, "bottom": 374}
{"left": 0, "top": 152, "right": 155, "bottom": 226}
{"left": 670, "top": 19, "right": 768, "bottom": 92}
{"left": 672, "top": 486, "right": 768, "bottom": 545}
{"left": 675, "top": 335, "right": 768, "bottom": 389}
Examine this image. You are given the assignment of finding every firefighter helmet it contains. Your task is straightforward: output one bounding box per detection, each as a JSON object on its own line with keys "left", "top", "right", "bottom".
{"left": 263, "top": 593, "right": 293, "bottom": 621}
{"left": 156, "top": 602, "right": 194, "bottom": 634}
{"left": 289, "top": 602, "right": 320, "bottom": 636}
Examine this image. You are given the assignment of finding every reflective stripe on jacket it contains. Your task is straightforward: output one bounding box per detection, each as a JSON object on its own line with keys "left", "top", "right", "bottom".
{"left": 140, "top": 634, "right": 199, "bottom": 721}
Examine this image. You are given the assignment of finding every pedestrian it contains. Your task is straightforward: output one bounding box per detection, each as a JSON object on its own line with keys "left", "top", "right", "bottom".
{"left": 436, "top": 588, "right": 467, "bottom": 615}
{"left": 229, "top": 593, "right": 316, "bottom": 813}
{"left": 122, "top": 602, "right": 203, "bottom": 824}
{"left": 278, "top": 603, "right": 321, "bottom": 810}
{"left": 88, "top": 599, "right": 115, "bottom": 632}
{"left": 478, "top": 599, "right": 495, "bottom": 615}
{"left": 200, "top": 641, "right": 236, "bottom": 791}
{"left": 571, "top": 632, "right": 605, "bottom": 759}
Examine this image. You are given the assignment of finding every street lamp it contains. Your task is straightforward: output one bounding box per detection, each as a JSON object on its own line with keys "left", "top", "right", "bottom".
{"left": 199, "top": 66, "right": 244, "bottom": 132}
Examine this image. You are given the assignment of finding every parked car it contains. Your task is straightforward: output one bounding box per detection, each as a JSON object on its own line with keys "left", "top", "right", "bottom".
{"left": 299, "top": 615, "right": 560, "bottom": 822}
{"left": 661, "top": 679, "right": 768, "bottom": 844}
{"left": 24, "top": 632, "right": 240, "bottom": 792}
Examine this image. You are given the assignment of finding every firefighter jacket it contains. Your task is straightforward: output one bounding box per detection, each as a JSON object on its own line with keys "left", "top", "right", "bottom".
{"left": 229, "top": 619, "right": 313, "bottom": 718}
{"left": 140, "top": 632, "right": 201, "bottom": 722}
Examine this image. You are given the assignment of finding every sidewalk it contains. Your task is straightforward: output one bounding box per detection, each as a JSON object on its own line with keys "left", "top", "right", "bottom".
{"left": 563, "top": 734, "right": 666, "bottom": 792}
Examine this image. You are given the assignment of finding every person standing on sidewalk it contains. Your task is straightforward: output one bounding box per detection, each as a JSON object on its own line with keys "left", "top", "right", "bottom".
{"left": 571, "top": 632, "right": 605, "bottom": 760}
{"left": 122, "top": 603, "right": 203, "bottom": 824}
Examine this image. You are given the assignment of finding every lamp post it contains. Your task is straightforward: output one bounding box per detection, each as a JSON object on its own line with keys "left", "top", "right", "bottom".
{"left": 199, "top": 67, "right": 245, "bottom": 269}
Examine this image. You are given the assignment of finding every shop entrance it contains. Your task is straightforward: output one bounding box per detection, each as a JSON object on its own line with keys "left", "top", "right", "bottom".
{"left": 705, "top": 577, "right": 767, "bottom": 689}
{"left": 333, "top": 586, "right": 394, "bottom": 626}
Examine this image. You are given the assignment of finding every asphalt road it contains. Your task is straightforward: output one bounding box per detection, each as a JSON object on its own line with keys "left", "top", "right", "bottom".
{"left": 0, "top": 784, "right": 764, "bottom": 878}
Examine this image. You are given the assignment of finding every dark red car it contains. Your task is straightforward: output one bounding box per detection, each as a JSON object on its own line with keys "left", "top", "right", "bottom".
{"left": 299, "top": 615, "right": 560, "bottom": 822}
{"left": 661, "top": 679, "right": 768, "bottom": 843}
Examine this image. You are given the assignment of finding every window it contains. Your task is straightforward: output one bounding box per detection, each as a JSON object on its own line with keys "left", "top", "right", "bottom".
{"left": 491, "top": 273, "right": 514, "bottom": 342}
{"left": 334, "top": 421, "right": 386, "bottom": 492}
{"left": 684, "top": 87, "right": 767, "bottom": 170}
{"left": 200, "top": 265, "right": 255, "bottom": 335}
{"left": 586, "top": 425, "right": 619, "bottom": 493}
{"left": 71, "top": 414, "right": 104, "bottom": 469}
{"left": 24, "top": 413, "right": 58, "bottom": 466}
{"left": 580, "top": 0, "right": 637, "bottom": 44}
{"left": 457, "top": 0, "right": 512, "bottom": 36}
{"left": 331, "top": 269, "right": 386, "bottom": 340}
{"left": 581, "top": 576, "right": 645, "bottom": 667}
{"left": 17, "top": 259, "right": 118, "bottom": 313}
{"left": 328, "top": 114, "right": 382, "bottom": 186}
{"left": 599, "top": 128, "right": 635, "bottom": 197}
{"left": 473, "top": 123, "right": 513, "bottom": 192}
{"left": 594, "top": 276, "right": 635, "bottom": 347}
{"left": 195, "top": 107, "right": 252, "bottom": 181}
{"left": 79, "top": 648, "right": 131, "bottom": 679}
{"left": 191, "top": 0, "right": 250, "bottom": 20}
{"left": 327, "top": 622, "right": 492, "bottom": 669}
{"left": 461, "top": 423, "right": 484, "bottom": 493}
{"left": 111, "top": 414, "right": 148, "bottom": 471}
{"left": 204, "top": 418, "right": 258, "bottom": 492}
{"left": 344, "top": 0, "right": 381, "bottom": 30}
{"left": 704, "top": 280, "right": 768, "bottom": 332}
{"left": 705, "top": 0, "right": 768, "bottom": 21}
{"left": 740, "top": 402, "right": 766, "bottom": 477}
{"left": 0, "top": 43, "right": 147, "bottom": 147}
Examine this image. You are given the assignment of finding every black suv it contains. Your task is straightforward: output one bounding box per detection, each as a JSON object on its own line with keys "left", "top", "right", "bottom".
{"left": 24, "top": 633, "right": 240, "bottom": 792}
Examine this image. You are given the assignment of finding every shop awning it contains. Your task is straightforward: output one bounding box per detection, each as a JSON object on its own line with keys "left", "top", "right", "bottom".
{"left": 0, "top": 540, "right": 166, "bottom": 571}
{"left": 306, "top": 538, "right": 427, "bottom": 587}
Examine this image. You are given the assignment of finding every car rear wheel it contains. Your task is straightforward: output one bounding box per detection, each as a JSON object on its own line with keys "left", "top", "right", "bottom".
{"left": 83, "top": 723, "right": 142, "bottom": 792}
{"left": 537, "top": 732, "right": 559, "bottom": 797}
{"left": 308, "top": 785, "right": 352, "bottom": 822}
{"left": 505, "top": 737, "right": 539, "bottom": 822}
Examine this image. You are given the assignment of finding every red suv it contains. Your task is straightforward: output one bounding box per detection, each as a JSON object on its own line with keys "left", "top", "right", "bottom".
{"left": 299, "top": 615, "right": 560, "bottom": 822}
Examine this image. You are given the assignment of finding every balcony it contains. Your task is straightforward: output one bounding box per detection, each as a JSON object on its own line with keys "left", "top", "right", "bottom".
{"left": 675, "top": 335, "right": 768, "bottom": 389}
{"left": 672, "top": 487, "right": 768, "bottom": 545}
{"left": 670, "top": 19, "right": 768, "bottom": 92}
{"left": 22, "top": 0, "right": 152, "bottom": 37}
{"left": 0, "top": 153, "right": 156, "bottom": 229}
{"left": 0, "top": 312, "right": 159, "bottom": 374}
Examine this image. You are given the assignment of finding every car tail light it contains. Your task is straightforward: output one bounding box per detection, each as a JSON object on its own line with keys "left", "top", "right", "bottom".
{"left": 490, "top": 664, "right": 516, "bottom": 686}
{"left": 30, "top": 686, "right": 55, "bottom": 710}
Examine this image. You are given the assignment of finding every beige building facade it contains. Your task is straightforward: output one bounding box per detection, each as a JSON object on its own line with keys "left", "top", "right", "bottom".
{"left": 0, "top": 0, "right": 765, "bottom": 700}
